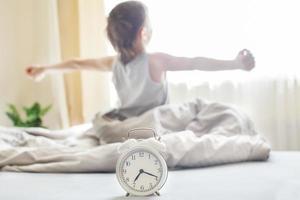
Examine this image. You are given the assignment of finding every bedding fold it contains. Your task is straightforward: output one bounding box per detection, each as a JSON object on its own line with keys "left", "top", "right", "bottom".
{"left": 0, "top": 98, "right": 270, "bottom": 172}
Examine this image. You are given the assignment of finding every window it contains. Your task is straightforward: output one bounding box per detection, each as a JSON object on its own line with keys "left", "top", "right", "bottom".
{"left": 104, "top": 0, "right": 300, "bottom": 84}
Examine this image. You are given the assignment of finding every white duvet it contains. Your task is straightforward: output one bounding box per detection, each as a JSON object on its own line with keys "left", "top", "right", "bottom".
{"left": 0, "top": 98, "right": 270, "bottom": 172}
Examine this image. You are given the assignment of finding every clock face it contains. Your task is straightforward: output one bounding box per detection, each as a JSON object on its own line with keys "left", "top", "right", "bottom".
{"left": 116, "top": 146, "right": 168, "bottom": 196}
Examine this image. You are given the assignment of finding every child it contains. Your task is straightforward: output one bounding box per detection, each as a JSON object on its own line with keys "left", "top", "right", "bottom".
{"left": 26, "top": 1, "right": 255, "bottom": 121}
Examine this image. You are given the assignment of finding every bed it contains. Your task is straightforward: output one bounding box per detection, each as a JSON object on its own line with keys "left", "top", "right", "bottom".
{"left": 0, "top": 151, "right": 299, "bottom": 200}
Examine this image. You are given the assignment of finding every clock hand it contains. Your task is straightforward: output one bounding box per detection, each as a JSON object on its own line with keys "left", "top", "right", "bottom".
{"left": 134, "top": 169, "right": 144, "bottom": 183}
{"left": 133, "top": 173, "right": 141, "bottom": 183}
{"left": 142, "top": 171, "right": 158, "bottom": 179}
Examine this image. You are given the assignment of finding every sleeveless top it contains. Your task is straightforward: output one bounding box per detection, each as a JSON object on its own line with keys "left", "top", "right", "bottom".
{"left": 104, "top": 52, "right": 168, "bottom": 120}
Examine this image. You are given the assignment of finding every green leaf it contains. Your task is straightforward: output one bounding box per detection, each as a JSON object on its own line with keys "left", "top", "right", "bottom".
{"left": 25, "top": 102, "right": 39, "bottom": 120}
{"left": 40, "top": 105, "right": 52, "bottom": 116}
{"left": 32, "top": 102, "right": 41, "bottom": 115}
{"left": 23, "top": 106, "right": 30, "bottom": 116}
{"left": 25, "top": 117, "right": 42, "bottom": 127}
{"left": 6, "top": 102, "right": 50, "bottom": 128}
{"left": 26, "top": 114, "right": 39, "bottom": 122}
{"left": 6, "top": 104, "right": 25, "bottom": 126}
{"left": 6, "top": 112, "right": 19, "bottom": 126}
{"left": 8, "top": 104, "right": 19, "bottom": 116}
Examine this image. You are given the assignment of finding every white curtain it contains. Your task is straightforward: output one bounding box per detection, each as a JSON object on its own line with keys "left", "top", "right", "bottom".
{"left": 78, "top": 0, "right": 113, "bottom": 122}
{"left": 104, "top": 0, "right": 300, "bottom": 150}
{"left": 0, "top": 0, "right": 68, "bottom": 128}
{"left": 168, "top": 76, "right": 300, "bottom": 151}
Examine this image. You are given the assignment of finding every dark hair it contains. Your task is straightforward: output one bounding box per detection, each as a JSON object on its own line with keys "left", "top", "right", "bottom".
{"left": 107, "top": 1, "right": 147, "bottom": 65}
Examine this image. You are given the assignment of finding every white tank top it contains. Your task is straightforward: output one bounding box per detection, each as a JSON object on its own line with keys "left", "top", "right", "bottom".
{"left": 108, "top": 52, "right": 168, "bottom": 120}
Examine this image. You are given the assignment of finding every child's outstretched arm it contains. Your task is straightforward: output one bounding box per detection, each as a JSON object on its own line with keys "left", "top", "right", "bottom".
{"left": 26, "top": 56, "right": 115, "bottom": 81}
{"left": 151, "top": 49, "right": 255, "bottom": 72}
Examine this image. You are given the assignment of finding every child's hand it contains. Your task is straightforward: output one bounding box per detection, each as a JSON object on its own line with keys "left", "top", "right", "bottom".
{"left": 26, "top": 65, "right": 46, "bottom": 81}
{"left": 235, "top": 49, "right": 255, "bottom": 71}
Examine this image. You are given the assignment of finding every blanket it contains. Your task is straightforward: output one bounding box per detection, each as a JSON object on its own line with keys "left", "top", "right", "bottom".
{"left": 0, "top": 98, "right": 270, "bottom": 172}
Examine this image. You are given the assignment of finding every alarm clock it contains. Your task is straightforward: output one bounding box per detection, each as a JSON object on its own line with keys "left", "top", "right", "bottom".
{"left": 116, "top": 128, "right": 168, "bottom": 196}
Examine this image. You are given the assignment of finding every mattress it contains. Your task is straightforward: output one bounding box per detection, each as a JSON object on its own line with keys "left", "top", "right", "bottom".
{"left": 0, "top": 151, "right": 299, "bottom": 200}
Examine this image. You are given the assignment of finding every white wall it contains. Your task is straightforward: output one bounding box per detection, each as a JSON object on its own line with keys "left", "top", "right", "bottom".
{"left": 0, "top": 0, "right": 67, "bottom": 128}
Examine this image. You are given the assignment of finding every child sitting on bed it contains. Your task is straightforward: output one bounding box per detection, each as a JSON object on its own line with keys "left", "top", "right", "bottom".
{"left": 26, "top": 0, "right": 255, "bottom": 121}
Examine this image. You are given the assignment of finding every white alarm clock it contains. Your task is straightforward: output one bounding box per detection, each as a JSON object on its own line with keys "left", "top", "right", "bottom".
{"left": 116, "top": 128, "right": 168, "bottom": 196}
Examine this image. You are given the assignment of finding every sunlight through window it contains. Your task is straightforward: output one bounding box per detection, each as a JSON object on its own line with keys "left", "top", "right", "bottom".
{"left": 104, "top": 0, "right": 300, "bottom": 84}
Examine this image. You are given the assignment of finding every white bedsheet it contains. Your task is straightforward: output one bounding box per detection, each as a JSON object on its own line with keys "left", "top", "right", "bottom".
{"left": 0, "top": 152, "right": 299, "bottom": 200}
{"left": 0, "top": 98, "right": 270, "bottom": 172}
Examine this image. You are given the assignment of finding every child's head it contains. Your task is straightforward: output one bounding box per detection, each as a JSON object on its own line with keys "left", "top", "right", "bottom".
{"left": 107, "top": 1, "right": 151, "bottom": 64}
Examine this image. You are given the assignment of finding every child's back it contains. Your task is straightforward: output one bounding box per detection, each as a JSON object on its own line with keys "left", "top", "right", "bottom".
{"left": 110, "top": 52, "right": 168, "bottom": 119}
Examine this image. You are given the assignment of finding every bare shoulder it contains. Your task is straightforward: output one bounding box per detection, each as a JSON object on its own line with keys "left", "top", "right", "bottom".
{"left": 149, "top": 52, "right": 187, "bottom": 72}
{"left": 148, "top": 52, "right": 171, "bottom": 63}
{"left": 147, "top": 52, "right": 168, "bottom": 82}
{"left": 148, "top": 52, "right": 173, "bottom": 71}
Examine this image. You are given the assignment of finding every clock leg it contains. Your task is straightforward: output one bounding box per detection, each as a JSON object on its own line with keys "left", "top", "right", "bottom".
{"left": 155, "top": 191, "right": 160, "bottom": 196}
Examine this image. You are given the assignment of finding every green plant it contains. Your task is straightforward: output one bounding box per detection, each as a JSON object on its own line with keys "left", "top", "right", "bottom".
{"left": 6, "top": 102, "right": 52, "bottom": 128}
